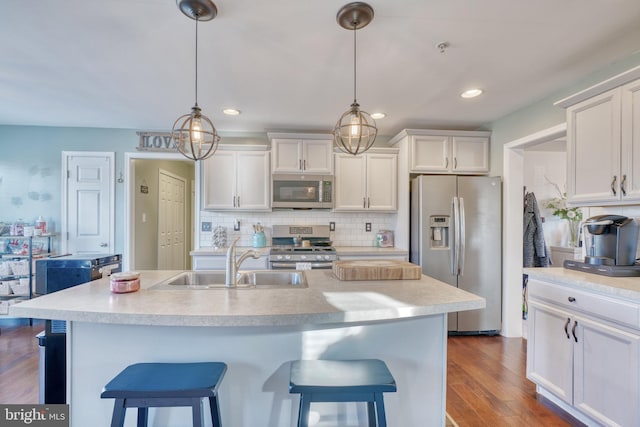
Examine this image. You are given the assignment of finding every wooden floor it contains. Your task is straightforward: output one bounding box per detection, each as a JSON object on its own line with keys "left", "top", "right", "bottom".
{"left": 447, "top": 335, "right": 583, "bottom": 426}
{"left": 0, "top": 319, "right": 43, "bottom": 404}
{"left": 0, "top": 321, "right": 581, "bottom": 426}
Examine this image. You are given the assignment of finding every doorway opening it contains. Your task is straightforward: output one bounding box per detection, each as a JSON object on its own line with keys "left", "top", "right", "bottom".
{"left": 124, "top": 152, "right": 195, "bottom": 271}
{"left": 502, "top": 123, "right": 567, "bottom": 338}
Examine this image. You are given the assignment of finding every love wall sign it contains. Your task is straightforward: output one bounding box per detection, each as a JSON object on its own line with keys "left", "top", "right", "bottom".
{"left": 136, "top": 131, "right": 177, "bottom": 152}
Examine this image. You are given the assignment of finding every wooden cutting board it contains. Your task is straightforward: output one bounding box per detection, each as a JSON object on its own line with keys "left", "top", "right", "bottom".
{"left": 333, "top": 260, "right": 422, "bottom": 281}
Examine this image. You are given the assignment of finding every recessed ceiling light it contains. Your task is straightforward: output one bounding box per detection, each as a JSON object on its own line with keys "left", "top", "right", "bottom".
{"left": 371, "top": 112, "right": 387, "bottom": 119}
{"left": 223, "top": 108, "right": 241, "bottom": 116}
{"left": 461, "top": 89, "right": 483, "bottom": 99}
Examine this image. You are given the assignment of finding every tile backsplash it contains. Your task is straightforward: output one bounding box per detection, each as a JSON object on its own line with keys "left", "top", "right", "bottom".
{"left": 199, "top": 210, "right": 396, "bottom": 247}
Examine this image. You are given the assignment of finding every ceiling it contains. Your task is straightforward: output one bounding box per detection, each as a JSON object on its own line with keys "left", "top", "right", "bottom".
{"left": 2, "top": 0, "right": 640, "bottom": 137}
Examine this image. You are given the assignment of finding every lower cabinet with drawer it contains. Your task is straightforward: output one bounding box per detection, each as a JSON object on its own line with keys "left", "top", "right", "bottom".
{"left": 527, "top": 278, "right": 640, "bottom": 426}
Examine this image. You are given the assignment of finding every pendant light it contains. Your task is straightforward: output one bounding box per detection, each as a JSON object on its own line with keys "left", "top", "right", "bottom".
{"left": 333, "top": 2, "right": 377, "bottom": 156}
{"left": 172, "top": 0, "right": 221, "bottom": 161}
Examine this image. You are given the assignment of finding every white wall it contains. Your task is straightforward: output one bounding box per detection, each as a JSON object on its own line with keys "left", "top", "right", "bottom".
{"left": 523, "top": 146, "right": 569, "bottom": 247}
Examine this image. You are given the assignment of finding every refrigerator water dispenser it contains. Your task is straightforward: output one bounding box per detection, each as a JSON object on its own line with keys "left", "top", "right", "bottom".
{"left": 430, "top": 215, "right": 450, "bottom": 249}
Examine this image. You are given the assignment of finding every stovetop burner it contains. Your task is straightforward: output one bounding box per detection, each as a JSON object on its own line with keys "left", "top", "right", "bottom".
{"left": 270, "top": 245, "right": 336, "bottom": 254}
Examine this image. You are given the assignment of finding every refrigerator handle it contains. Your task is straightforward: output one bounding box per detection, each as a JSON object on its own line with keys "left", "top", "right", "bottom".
{"left": 459, "top": 197, "right": 466, "bottom": 276}
{"left": 452, "top": 196, "right": 460, "bottom": 276}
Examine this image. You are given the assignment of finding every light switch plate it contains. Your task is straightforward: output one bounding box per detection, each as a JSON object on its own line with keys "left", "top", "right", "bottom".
{"left": 365, "top": 223, "right": 371, "bottom": 232}
{"left": 329, "top": 222, "right": 335, "bottom": 231}
{"left": 201, "top": 221, "right": 212, "bottom": 232}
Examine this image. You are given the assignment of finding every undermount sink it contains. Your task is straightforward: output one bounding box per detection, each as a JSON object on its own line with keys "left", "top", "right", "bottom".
{"left": 150, "top": 270, "right": 307, "bottom": 290}
{"left": 236, "top": 270, "right": 307, "bottom": 287}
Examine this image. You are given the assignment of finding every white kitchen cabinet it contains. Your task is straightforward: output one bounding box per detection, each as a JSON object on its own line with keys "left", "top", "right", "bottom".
{"left": 527, "top": 279, "right": 640, "bottom": 426}
{"left": 202, "top": 148, "right": 270, "bottom": 211}
{"left": 334, "top": 150, "right": 397, "bottom": 212}
{"left": 409, "top": 132, "right": 489, "bottom": 174}
{"left": 560, "top": 71, "right": 640, "bottom": 205}
{"left": 270, "top": 136, "right": 333, "bottom": 174}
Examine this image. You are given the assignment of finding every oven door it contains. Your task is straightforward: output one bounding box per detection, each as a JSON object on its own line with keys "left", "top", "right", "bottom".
{"left": 270, "top": 261, "right": 334, "bottom": 270}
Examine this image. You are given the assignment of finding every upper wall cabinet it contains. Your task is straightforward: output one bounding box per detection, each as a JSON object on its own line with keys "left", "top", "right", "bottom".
{"left": 268, "top": 133, "right": 333, "bottom": 174}
{"left": 557, "top": 66, "right": 640, "bottom": 206}
{"left": 201, "top": 146, "right": 270, "bottom": 211}
{"left": 390, "top": 129, "right": 490, "bottom": 174}
{"left": 334, "top": 148, "right": 398, "bottom": 212}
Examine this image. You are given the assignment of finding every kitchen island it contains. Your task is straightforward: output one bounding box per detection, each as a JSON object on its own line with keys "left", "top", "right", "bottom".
{"left": 11, "top": 269, "right": 484, "bottom": 427}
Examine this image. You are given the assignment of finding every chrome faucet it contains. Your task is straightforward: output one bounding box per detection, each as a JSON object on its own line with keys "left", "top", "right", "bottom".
{"left": 226, "top": 237, "right": 260, "bottom": 287}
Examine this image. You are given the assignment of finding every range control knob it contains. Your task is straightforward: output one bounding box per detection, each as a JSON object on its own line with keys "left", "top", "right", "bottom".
{"left": 300, "top": 255, "right": 307, "bottom": 260}
{"left": 285, "top": 255, "right": 291, "bottom": 260}
{"left": 276, "top": 255, "right": 283, "bottom": 260}
{"left": 316, "top": 255, "right": 323, "bottom": 260}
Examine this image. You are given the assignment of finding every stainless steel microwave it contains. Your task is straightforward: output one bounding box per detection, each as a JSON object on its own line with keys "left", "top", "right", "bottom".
{"left": 272, "top": 174, "right": 333, "bottom": 209}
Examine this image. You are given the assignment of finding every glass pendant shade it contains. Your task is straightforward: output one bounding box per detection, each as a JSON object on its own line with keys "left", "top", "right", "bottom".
{"left": 334, "top": 101, "right": 376, "bottom": 155}
{"left": 333, "top": 2, "right": 377, "bottom": 156}
{"left": 172, "top": 0, "right": 220, "bottom": 162}
{"left": 172, "top": 105, "right": 220, "bottom": 161}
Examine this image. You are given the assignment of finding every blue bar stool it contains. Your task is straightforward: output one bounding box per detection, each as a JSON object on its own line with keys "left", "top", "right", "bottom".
{"left": 289, "top": 359, "right": 397, "bottom": 427}
{"left": 101, "top": 362, "right": 227, "bottom": 427}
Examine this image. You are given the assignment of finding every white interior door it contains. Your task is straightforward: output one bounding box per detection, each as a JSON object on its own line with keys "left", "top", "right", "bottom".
{"left": 63, "top": 152, "right": 114, "bottom": 254}
{"left": 158, "top": 169, "right": 186, "bottom": 270}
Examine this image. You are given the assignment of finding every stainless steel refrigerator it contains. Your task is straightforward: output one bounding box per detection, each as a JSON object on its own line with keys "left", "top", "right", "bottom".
{"left": 411, "top": 175, "right": 502, "bottom": 333}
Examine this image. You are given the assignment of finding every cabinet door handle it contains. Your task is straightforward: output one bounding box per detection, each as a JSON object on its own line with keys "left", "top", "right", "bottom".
{"left": 237, "top": 196, "right": 240, "bottom": 207}
{"left": 299, "top": 159, "right": 302, "bottom": 170}
{"left": 564, "top": 318, "right": 571, "bottom": 339}
{"left": 454, "top": 157, "right": 458, "bottom": 169}
{"left": 611, "top": 176, "right": 617, "bottom": 196}
{"left": 445, "top": 157, "right": 449, "bottom": 169}
{"left": 363, "top": 197, "right": 367, "bottom": 208}
{"left": 303, "top": 159, "right": 306, "bottom": 170}
{"left": 572, "top": 320, "right": 578, "bottom": 342}
{"left": 621, "top": 174, "right": 627, "bottom": 196}
{"left": 367, "top": 197, "right": 370, "bottom": 208}
{"left": 568, "top": 296, "right": 576, "bottom": 303}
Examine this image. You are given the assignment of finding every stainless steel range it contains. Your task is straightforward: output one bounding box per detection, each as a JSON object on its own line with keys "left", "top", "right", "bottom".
{"left": 269, "top": 225, "right": 337, "bottom": 269}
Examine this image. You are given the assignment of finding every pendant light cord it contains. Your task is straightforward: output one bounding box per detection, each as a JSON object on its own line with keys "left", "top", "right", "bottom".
{"left": 353, "top": 25, "right": 357, "bottom": 103}
{"left": 195, "top": 18, "right": 199, "bottom": 107}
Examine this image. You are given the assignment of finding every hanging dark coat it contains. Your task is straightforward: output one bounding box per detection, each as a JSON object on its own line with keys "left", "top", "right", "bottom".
{"left": 523, "top": 192, "right": 550, "bottom": 267}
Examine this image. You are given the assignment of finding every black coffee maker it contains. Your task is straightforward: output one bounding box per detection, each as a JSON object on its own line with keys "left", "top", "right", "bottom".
{"left": 583, "top": 215, "right": 639, "bottom": 266}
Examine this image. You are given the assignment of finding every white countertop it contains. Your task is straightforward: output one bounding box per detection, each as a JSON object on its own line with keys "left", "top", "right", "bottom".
{"left": 524, "top": 267, "right": 640, "bottom": 301}
{"left": 10, "top": 269, "right": 483, "bottom": 327}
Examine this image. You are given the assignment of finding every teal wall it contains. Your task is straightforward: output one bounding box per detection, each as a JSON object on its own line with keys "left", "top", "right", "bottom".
{"left": 488, "top": 51, "right": 640, "bottom": 175}
{"left": 0, "top": 126, "right": 138, "bottom": 253}
{"left": 0, "top": 126, "right": 265, "bottom": 254}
